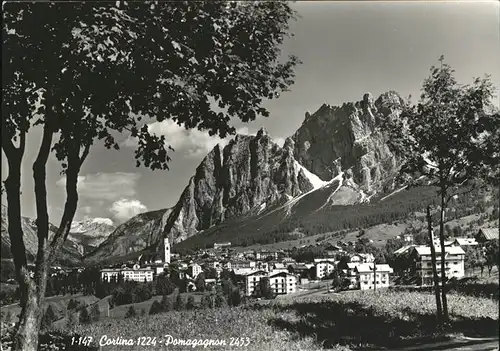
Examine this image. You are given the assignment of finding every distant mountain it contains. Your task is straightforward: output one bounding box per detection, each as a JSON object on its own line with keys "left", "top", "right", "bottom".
{"left": 1, "top": 204, "right": 115, "bottom": 266}
{"left": 83, "top": 208, "right": 171, "bottom": 264}
{"left": 68, "top": 218, "right": 116, "bottom": 250}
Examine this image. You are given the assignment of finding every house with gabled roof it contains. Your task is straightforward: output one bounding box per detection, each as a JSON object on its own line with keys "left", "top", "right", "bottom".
{"left": 410, "top": 245, "right": 465, "bottom": 285}
{"left": 355, "top": 263, "right": 393, "bottom": 290}
{"left": 475, "top": 228, "right": 499, "bottom": 243}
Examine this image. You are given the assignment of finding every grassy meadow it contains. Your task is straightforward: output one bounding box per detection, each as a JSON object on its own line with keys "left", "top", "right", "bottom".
{"left": 58, "top": 289, "right": 498, "bottom": 351}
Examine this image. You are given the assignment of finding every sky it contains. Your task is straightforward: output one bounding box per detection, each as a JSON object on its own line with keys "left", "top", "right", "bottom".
{"left": 2, "top": 1, "right": 500, "bottom": 225}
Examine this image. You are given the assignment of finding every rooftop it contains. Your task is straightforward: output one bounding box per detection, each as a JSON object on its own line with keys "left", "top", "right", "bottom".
{"left": 356, "top": 263, "right": 394, "bottom": 273}
{"left": 478, "top": 228, "right": 499, "bottom": 240}
{"left": 413, "top": 245, "right": 465, "bottom": 256}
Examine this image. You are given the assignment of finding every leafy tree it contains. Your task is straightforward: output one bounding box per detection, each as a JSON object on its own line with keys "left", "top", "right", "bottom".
{"left": 383, "top": 56, "right": 499, "bottom": 324}
{"left": 140, "top": 308, "right": 146, "bottom": 317}
{"left": 228, "top": 288, "right": 242, "bottom": 307}
{"left": 149, "top": 301, "right": 162, "bottom": 315}
{"left": 90, "top": 304, "right": 100, "bottom": 322}
{"left": 125, "top": 306, "right": 136, "bottom": 319}
{"left": 186, "top": 296, "right": 196, "bottom": 310}
{"left": 204, "top": 267, "right": 218, "bottom": 280}
{"left": 330, "top": 270, "right": 343, "bottom": 292}
{"left": 257, "top": 277, "right": 273, "bottom": 299}
{"left": 195, "top": 273, "right": 206, "bottom": 292}
{"left": 214, "top": 286, "right": 226, "bottom": 307}
{"left": 79, "top": 307, "right": 91, "bottom": 324}
{"left": 485, "top": 240, "right": 499, "bottom": 276}
{"left": 173, "top": 294, "right": 185, "bottom": 311}
{"left": 155, "top": 275, "right": 176, "bottom": 296}
{"left": 2, "top": 2, "right": 299, "bottom": 348}
{"left": 41, "top": 305, "right": 56, "bottom": 331}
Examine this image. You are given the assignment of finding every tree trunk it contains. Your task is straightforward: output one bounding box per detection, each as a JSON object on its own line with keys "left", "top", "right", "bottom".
{"left": 14, "top": 263, "right": 49, "bottom": 351}
{"left": 4, "top": 153, "right": 29, "bottom": 300}
{"left": 13, "top": 124, "right": 55, "bottom": 351}
{"left": 439, "top": 195, "right": 449, "bottom": 324}
{"left": 427, "top": 206, "right": 442, "bottom": 327}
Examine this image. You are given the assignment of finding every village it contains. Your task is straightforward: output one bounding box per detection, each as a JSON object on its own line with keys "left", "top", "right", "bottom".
{"left": 94, "top": 227, "right": 499, "bottom": 298}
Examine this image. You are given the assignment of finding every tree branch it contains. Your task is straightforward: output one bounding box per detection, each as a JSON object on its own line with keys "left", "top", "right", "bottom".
{"left": 47, "top": 144, "right": 80, "bottom": 264}
{"left": 79, "top": 144, "right": 91, "bottom": 167}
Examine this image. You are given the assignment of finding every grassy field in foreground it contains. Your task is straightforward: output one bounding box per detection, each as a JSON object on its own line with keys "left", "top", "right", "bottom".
{"left": 1, "top": 294, "right": 99, "bottom": 324}
{"left": 60, "top": 290, "right": 498, "bottom": 351}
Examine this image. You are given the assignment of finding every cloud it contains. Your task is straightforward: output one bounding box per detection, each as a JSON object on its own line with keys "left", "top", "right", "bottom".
{"left": 56, "top": 172, "right": 141, "bottom": 201}
{"left": 121, "top": 120, "right": 265, "bottom": 158}
{"left": 121, "top": 120, "right": 226, "bottom": 158}
{"left": 122, "top": 120, "right": 287, "bottom": 157}
{"left": 109, "top": 198, "right": 148, "bottom": 222}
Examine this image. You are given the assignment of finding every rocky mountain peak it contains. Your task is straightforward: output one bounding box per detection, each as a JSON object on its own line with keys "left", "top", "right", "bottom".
{"left": 283, "top": 137, "right": 295, "bottom": 152}
{"left": 256, "top": 127, "right": 268, "bottom": 138}
{"left": 163, "top": 132, "right": 315, "bottom": 243}
{"left": 293, "top": 91, "right": 402, "bottom": 192}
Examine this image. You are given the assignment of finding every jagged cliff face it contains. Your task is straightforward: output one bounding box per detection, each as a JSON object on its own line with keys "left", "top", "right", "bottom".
{"left": 165, "top": 128, "right": 316, "bottom": 243}
{"left": 293, "top": 91, "right": 404, "bottom": 194}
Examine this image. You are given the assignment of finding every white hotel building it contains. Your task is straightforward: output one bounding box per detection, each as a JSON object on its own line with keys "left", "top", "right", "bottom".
{"left": 100, "top": 264, "right": 154, "bottom": 282}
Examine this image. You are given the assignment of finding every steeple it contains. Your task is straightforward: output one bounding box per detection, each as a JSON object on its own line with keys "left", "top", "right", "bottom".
{"left": 163, "top": 237, "right": 170, "bottom": 264}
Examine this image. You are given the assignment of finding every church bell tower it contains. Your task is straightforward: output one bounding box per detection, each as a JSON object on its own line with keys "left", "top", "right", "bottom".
{"left": 163, "top": 236, "right": 170, "bottom": 264}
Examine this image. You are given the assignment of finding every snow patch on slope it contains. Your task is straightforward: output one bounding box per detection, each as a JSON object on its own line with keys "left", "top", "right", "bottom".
{"left": 70, "top": 217, "right": 114, "bottom": 233}
{"left": 257, "top": 203, "right": 267, "bottom": 215}
{"left": 380, "top": 186, "right": 407, "bottom": 201}
{"left": 294, "top": 160, "right": 329, "bottom": 189}
{"left": 315, "top": 172, "right": 344, "bottom": 212}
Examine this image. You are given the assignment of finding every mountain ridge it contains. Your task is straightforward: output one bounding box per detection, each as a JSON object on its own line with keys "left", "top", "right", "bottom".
{"left": 84, "top": 91, "right": 406, "bottom": 262}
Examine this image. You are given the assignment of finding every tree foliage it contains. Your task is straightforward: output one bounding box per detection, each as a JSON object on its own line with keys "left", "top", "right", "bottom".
{"left": 383, "top": 56, "right": 499, "bottom": 326}
{"left": 384, "top": 56, "right": 499, "bottom": 197}
{"left": 2, "top": 2, "right": 299, "bottom": 348}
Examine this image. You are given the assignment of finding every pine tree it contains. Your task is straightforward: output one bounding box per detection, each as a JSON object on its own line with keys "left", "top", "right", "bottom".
{"left": 173, "top": 294, "right": 185, "bottom": 311}
{"left": 149, "top": 301, "right": 162, "bottom": 315}
{"left": 90, "top": 304, "right": 100, "bottom": 322}
{"left": 160, "top": 295, "right": 172, "bottom": 312}
{"left": 41, "top": 305, "right": 56, "bottom": 330}
{"left": 125, "top": 306, "right": 137, "bottom": 319}
{"left": 79, "top": 307, "right": 91, "bottom": 324}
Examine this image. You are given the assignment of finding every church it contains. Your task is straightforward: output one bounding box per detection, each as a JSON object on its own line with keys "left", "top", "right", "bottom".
{"left": 100, "top": 237, "right": 171, "bottom": 282}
